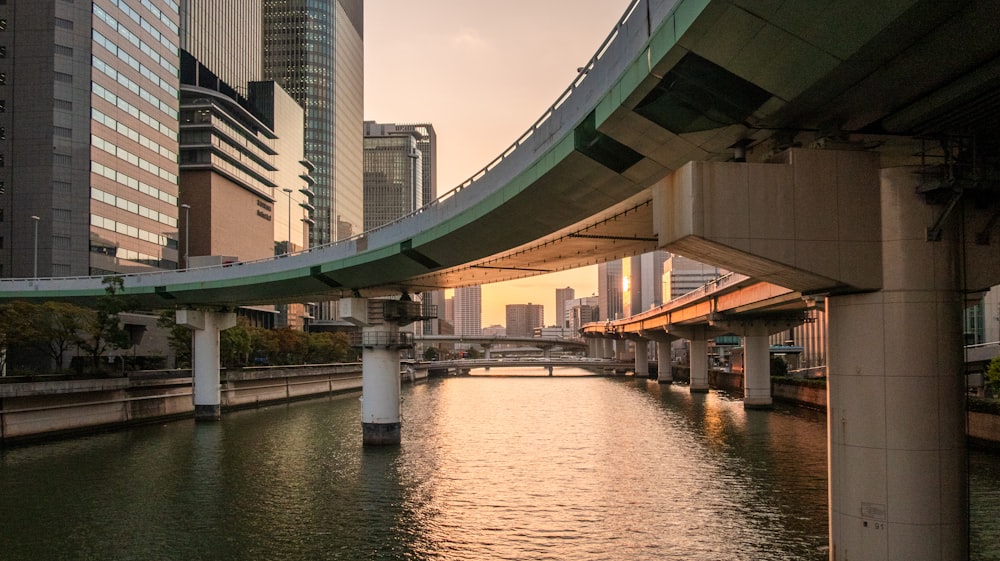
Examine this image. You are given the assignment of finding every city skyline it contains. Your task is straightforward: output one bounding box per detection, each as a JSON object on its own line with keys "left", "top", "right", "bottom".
{"left": 364, "top": 1, "right": 631, "bottom": 327}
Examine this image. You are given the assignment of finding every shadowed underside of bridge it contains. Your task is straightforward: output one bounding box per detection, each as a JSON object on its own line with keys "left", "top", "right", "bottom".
{"left": 2, "top": 0, "right": 1000, "bottom": 310}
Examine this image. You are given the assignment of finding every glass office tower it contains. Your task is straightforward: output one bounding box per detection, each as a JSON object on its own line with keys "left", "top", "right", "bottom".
{"left": 263, "top": 0, "right": 363, "bottom": 322}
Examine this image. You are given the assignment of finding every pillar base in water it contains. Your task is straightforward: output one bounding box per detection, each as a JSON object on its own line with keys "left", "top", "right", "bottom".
{"left": 743, "top": 397, "right": 773, "bottom": 410}
{"left": 657, "top": 379, "right": 673, "bottom": 385}
{"left": 690, "top": 385, "right": 709, "bottom": 394}
{"left": 194, "top": 404, "right": 221, "bottom": 422}
{"left": 362, "top": 422, "right": 401, "bottom": 446}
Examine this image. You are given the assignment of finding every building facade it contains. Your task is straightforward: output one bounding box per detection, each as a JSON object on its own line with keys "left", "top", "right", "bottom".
{"left": 453, "top": 285, "right": 482, "bottom": 337}
{"left": 555, "top": 286, "right": 575, "bottom": 328}
{"left": 263, "top": 0, "right": 363, "bottom": 322}
{"left": 362, "top": 122, "right": 422, "bottom": 231}
{"left": 506, "top": 303, "right": 544, "bottom": 338}
{"left": 597, "top": 260, "right": 623, "bottom": 321}
{"left": 1, "top": 0, "right": 182, "bottom": 278}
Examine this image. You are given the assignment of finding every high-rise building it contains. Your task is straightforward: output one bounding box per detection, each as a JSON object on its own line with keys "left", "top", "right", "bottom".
{"left": 179, "top": 1, "right": 261, "bottom": 91}
{"left": 506, "top": 303, "right": 544, "bottom": 338}
{"left": 178, "top": 2, "right": 312, "bottom": 329}
{"left": 392, "top": 123, "right": 437, "bottom": 206}
{"left": 362, "top": 122, "right": 423, "bottom": 231}
{"left": 1, "top": 1, "right": 182, "bottom": 278}
{"left": 623, "top": 251, "right": 669, "bottom": 317}
{"left": 566, "top": 296, "right": 599, "bottom": 333}
{"left": 453, "top": 286, "right": 482, "bottom": 337}
{"left": 597, "top": 260, "right": 623, "bottom": 321}
{"left": 263, "top": 0, "right": 363, "bottom": 245}
{"left": 663, "top": 254, "right": 725, "bottom": 301}
{"left": 263, "top": 0, "right": 363, "bottom": 322}
{"left": 555, "top": 287, "right": 575, "bottom": 328}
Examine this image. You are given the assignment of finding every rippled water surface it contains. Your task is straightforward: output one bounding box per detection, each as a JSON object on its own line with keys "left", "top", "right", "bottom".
{"left": 1, "top": 369, "right": 997, "bottom": 560}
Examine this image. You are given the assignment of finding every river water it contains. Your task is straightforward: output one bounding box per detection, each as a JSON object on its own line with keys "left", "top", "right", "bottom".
{"left": 1, "top": 367, "right": 998, "bottom": 560}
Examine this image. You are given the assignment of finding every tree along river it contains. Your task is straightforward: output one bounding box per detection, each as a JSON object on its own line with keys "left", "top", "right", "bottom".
{"left": 1, "top": 367, "right": 998, "bottom": 560}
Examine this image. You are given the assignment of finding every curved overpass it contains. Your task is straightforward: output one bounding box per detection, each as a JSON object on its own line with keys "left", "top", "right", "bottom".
{"left": 3, "top": 0, "right": 998, "bottom": 307}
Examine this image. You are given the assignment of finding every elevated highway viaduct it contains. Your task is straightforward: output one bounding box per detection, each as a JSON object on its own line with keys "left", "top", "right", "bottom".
{"left": 3, "top": 1, "right": 1000, "bottom": 557}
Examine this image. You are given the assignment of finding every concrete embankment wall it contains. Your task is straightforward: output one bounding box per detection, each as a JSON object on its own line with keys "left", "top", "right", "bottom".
{"left": 0, "top": 364, "right": 409, "bottom": 443}
{"left": 661, "top": 366, "right": 999, "bottom": 444}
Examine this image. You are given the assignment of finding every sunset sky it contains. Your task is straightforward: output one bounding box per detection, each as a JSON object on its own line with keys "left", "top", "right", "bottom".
{"left": 364, "top": 0, "right": 632, "bottom": 326}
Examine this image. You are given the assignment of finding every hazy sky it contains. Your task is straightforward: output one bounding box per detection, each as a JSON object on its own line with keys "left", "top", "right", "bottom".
{"left": 364, "top": 0, "right": 632, "bottom": 326}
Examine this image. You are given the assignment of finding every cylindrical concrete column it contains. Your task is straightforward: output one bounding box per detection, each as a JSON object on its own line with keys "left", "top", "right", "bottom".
{"left": 361, "top": 330, "right": 402, "bottom": 446}
{"left": 827, "top": 166, "right": 967, "bottom": 560}
{"left": 633, "top": 338, "right": 648, "bottom": 377}
{"left": 177, "top": 310, "right": 237, "bottom": 422}
{"left": 656, "top": 340, "right": 673, "bottom": 384}
{"left": 743, "top": 324, "right": 772, "bottom": 408}
{"left": 689, "top": 336, "right": 709, "bottom": 393}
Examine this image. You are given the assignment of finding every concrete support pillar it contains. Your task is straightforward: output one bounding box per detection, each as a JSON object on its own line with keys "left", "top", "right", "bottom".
{"left": 360, "top": 325, "right": 402, "bottom": 446}
{"left": 587, "top": 338, "right": 601, "bottom": 358}
{"left": 633, "top": 338, "right": 648, "bottom": 377}
{"left": 743, "top": 324, "right": 772, "bottom": 408}
{"left": 670, "top": 325, "right": 710, "bottom": 393}
{"left": 175, "top": 309, "right": 238, "bottom": 421}
{"left": 603, "top": 338, "right": 614, "bottom": 359}
{"left": 482, "top": 344, "right": 492, "bottom": 361}
{"left": 656, "top": 340, "right": 673, "bottom": 383}
{"left": 688, "top": 336, "right": 709, "bottom": 393}
{"left": 827, "top": 167, "right": 967, "bottom": 560}
{"left": 542, "top": 346, "right": 553, "bottom": 359}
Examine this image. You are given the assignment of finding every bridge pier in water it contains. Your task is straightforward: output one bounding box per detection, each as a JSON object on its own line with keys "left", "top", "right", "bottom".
{"left": 669, "top": 325, "right": 710, "bottom": 393}
{"left": 709, "top": 316, "right": 806, "bottom": 409}
{"left": 175, "top": 309, "right": 238, "bottom": 421}
{"left": 341, "top": 297, "right": 434, "bottom": 446}
{"left": 641, "top": 330, "right": 676, "bottom": 384}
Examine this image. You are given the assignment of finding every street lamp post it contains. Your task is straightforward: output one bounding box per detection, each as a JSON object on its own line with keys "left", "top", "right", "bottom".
{"left": 283, "top": 188, "right": 293, "bottom": 254}
{"left": 180, "top": 203, "right": 190, "bottom": 269}
{"left": 30, "top": 215, "right": 39, "bottom": 278}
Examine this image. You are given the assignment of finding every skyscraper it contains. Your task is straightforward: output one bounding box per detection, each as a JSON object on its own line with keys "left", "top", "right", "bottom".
{"left": 362, "top": 121, "right": 423, "bottom": 231}
{"left": 597, "top": 260, "right": 623, "bottom": 321}
{"left": 453, "top": 286, "right": 482, "bottom": 337}
{"left": 1, "top": 1, "right": 181, "bottom": 278}
{"left": 391, "top": 123, "right": 437, "bottom": 206}
{"left": 263, "top": 0, "right": 363, "bottom": 245}
{"left": 555, "top": 286, "right": 575, "bottom": 328}
{"left": 263, "top": 0, "right": 363, "bottom": 322}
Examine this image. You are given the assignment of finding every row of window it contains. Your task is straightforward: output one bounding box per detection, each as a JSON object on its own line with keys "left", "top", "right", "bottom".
{"left": 94, "top": 4, "right": 177, "bottom": 79}
{"left": 91, "top": 237, "right": 171, "bottom": 270}
{"left": 110, "top": 0, "right": 179, "bottom": 48}
{"left": 94, "top": 30, "right": 177, "bottom": 99}
{"left": 91, "top": 134, "right": 178, "bottom": 184}
{"left": 93, "top": 107, "right": 176, "bottom": 162}
{"left": 92, "top": 161, "right": 177, "bottom": 206}
{"left": 92, "top": 81, "right": 176, "bottom": 141}
{"left": 91, "top": 212, "right": 169, "bottom": 247}
{"left": 92, "top": 186, "right": 176, "bottom": 228}
{"left": 93, "top": 54, "right": 176, "bottom": 122}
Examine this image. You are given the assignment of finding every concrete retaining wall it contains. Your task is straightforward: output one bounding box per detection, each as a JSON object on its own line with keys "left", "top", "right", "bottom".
{"left": 0, "top": 364, "right": 382, "bottom": 443}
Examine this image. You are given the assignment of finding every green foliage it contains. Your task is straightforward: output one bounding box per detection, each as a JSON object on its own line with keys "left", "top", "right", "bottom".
{"left": 423, "top": 346, "right": 440, "bottom": 361}
{"left": 220, "top": 320, "right": 253, "bottom": 368}
{"left": 307, "top": 331, "right": 353, "bottom": 364}
{"left": 157, "top": 310, "right": 191, "bottom": 368}
{"left": 985, "top": 355, "right": 1000, "bottom": 395}
{"left": 77, "top": 276, "right": 139, "bottom": 371}
{"left": 969, "top": 396, "right": 1000, "bottom": 415}
{"left": 770, "top": 356, "right": 789, "bottom": 377}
